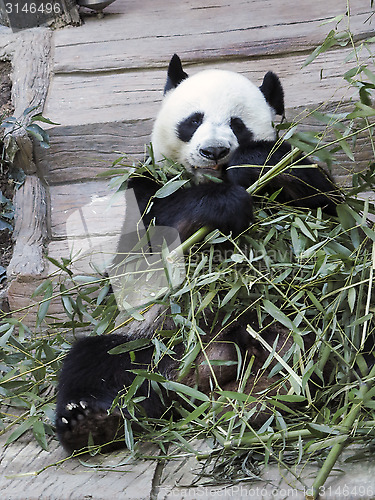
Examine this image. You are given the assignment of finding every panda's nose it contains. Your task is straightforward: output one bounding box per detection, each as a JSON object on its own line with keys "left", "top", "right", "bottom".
{"left": 199, "top": 146, "right": 230, "bottom": 162}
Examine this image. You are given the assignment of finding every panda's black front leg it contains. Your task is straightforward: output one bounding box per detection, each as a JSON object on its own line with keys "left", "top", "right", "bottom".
{"left": 146, "top": 182, "right": 253, "bottom": 241}
{"left": 226, "top": 140, "right": 341, "bottom": 215}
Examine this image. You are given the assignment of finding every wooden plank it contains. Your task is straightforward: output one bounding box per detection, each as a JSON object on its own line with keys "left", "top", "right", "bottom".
{"left": 0, "top": 436, "right": 159, "bottom": 500}
{"left": 34, "top": 120, "right": 152, "bottom": 184}
{"left": 7, "top": 276, "right": 66, "bottom": 326}
{"left": 42, "top": 45, "right": 369, "bottom": 128}
{"left": 49, "top": 179, "right": 125, "bottom": 239}
{"left": 43, "top": 69, "right": 163, "bottom": 126}
{"left": 156, "top": 441, "right": 375, "bottom": 500}
{"left": 53, "top": 0, "right": 372, "bottom": 73}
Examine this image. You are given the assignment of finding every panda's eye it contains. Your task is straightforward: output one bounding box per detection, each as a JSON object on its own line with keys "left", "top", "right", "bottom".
{"left": 230, "top": 117, "right": 253, "bottom": 144}
{"left": 187, "top": 113, "right": 203, "bottom": 127}
{"left": 178, "top": 112, "right": 204, "bottom": 142}
{"left": 230, "top": 117, "right": 246, "bottom": 135}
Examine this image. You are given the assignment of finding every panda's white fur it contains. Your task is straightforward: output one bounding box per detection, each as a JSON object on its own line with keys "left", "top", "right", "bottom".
{"left": 152, "top": 69, "right": 276, "bottom": 176}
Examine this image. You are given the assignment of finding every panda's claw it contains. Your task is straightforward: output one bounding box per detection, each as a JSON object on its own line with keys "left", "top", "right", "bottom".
{"left": 56, "top": 397, "right": 125, "bottom": 453}
{"left": 58, "top": 400, "right": 92, "bottom": 431}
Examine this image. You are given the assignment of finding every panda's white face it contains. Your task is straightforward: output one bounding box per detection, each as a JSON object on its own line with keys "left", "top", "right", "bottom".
{"left": 151, "top": 69, "right": 277, "bottom": 178}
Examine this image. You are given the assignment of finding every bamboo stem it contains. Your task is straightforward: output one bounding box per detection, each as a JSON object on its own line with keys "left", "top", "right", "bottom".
{"left": 307, "top": 363, "right": 375, "bottom": 500}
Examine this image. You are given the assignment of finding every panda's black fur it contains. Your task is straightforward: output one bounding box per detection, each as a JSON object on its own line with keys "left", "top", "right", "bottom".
{"left": 55, "top": 55, "right": 339, "bottom": 454}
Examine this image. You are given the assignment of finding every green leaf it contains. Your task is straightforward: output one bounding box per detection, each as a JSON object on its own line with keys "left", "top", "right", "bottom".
{"left": 300, "top": 240, "right": 327, "bottom": 259}
{"left": 347, "top": 102, "right": 375, "bottom": 119}
{"left": 262, "top": 300, "right": 296, "bottom": 331}
{"left": 179, "top": 402, "right": 211, "bottom": 426}
{"left": 197, "top": 290, "right": 216, "bottom": 313}
{"left": 123, "top": 419, "right": 134, "bottom": 451}
{"left": 5, "top": 417, "right": 38, "bottom": 445}
{"left": 61, "top": 295, "right": 74, "bottom": 317}
{"left": 0, "top": 324, "right": 14, "bottom": 347}
{"left": 216, "top": 390, "right": 257, "bottom": 402}
{"left": 36, "top": 282, "right": 53, "bottom": 327}
{"left": 130, "top": 369, "right": 166, "bottom": 383}
{"left": 275, "top": 394, "right": 306, "bottom": 403}
{"left": 221, "top": 278, "right": 242, "bottom": 307}
{"left": 294, "top": 217, "right": 316, "bottom": 241}
{"left": 154, "top": 179, "right": 188, "bottom": 198}
{"left": 230, "top": 254, "right": 245, "bottom": 263}
{"left": 163, "top": 380, "right": 209, "bottom": 401}
{"left": 333, "top": 130, "right": 354, "bottom": 161}
{"left": 96, "top": 285, "right": 110, "bottom": 305}
{"left": 109, "top": 338, "right": 151, "bottom": 354}
{"left": 307, "top": 423, "right": 339, "bottom": 438}
{"left": 26, "top": 123, "right": 49, "bottom": 144}
{"left": 348, "top": 287, "right": 356, "bottom": 313}
{"left": 303, "top": 30, "right": 337, "bottom": 67}
{"left": 200, "top": 360, "right": 237, "bottom": 366}
{"left": 32, "top": 420, "right": 49, "bottom": 451}
{"left": 30, "top": 113, "right": 59, "bottom": 125}
{"left": 31, "top": 279, "right": 53, "bottom": 298}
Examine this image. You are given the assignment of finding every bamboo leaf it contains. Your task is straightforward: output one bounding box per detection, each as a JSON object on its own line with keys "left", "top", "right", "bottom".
{"left": 32, "top": 420, "right": 49, "bottom": 451}
{"left": 108, "top": 338, "right": 151, "bottom": 355}
{"left": 262, "top": 300, "right": 296, "bottom": 331}
{"left": 163, "top": 381, "right": 209, "bottom": 401}
{"left": 154, "top": 180, "right": 188, "bottom": 198}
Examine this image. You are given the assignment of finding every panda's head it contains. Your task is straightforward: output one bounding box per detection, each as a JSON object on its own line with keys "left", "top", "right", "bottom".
{"left": 151, "top": 54, "right": 285, "bottom": 179}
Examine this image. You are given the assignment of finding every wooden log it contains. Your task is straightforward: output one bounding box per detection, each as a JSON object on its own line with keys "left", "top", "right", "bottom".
{"left": 11, "top": 28, "right": 52, "bottom": 120}
{"left": 7, "top": 175, "right": 48, "bottom": 279}
{"left": 4, "top": 28, "right": 52, "bottom": 175}
{"left": 5, "top": 28, "right": 52, "bottom": 323}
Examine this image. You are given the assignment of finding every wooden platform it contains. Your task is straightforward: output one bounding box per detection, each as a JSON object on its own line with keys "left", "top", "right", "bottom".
{"left": 1, "top": 0, "right": 375, "bottom": 497}
{"left": 1, "top": 433, "right": 375, "bottom": 500}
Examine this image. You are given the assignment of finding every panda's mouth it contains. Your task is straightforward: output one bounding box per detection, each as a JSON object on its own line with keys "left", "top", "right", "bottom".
{"left": 193, "top": 164, "right": 220, "bottom": 171}
{"left": 190, "top": 163, "right": 223, "bottom": 181}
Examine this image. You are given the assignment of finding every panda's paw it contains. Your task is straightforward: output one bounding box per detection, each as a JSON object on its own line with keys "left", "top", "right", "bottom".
{"left": 56, "top": 399, "right": 124, "bottom": 454}
{"left": 56, "top": 399, "right": 91, "bottom": 432}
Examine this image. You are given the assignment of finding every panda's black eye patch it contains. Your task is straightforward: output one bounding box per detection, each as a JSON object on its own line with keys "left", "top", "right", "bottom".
{"left": 177, "top": 112, "right": 204, "bottom": 142}
{"left": 230, "top": 117, "right": 253, "bottom": 145}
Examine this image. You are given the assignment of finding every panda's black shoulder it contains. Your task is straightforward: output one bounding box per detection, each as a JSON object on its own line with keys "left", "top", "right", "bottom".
{"left": 127, "top": 175, "right": 161, "bottom": 212}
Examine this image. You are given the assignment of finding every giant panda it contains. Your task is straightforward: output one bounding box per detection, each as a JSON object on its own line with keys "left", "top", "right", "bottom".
{"left": 55, "top": 55, "right": 339, "bottom": 454}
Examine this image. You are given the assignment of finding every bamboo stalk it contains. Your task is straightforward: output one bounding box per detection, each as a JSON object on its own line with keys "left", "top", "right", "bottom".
{"left": 307, "top": 363, "right": 375, "bottom": 500}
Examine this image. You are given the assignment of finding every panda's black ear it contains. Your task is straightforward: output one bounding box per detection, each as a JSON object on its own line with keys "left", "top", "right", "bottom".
{"left": 164, "top": 54, "right": 189, "bottom": 94}
{"left": 259, "top": 72, "right": 285, "bottom": 116}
